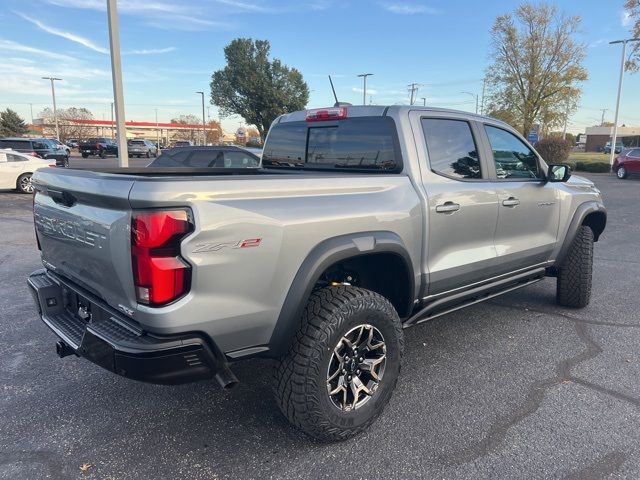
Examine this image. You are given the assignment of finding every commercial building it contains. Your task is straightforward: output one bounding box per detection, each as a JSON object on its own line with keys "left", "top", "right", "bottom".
{"left": 584, "top": 125, "right": 640, "bottom": 152}
{"left": 34, "top": 118, "right": 220, "bottom": 145}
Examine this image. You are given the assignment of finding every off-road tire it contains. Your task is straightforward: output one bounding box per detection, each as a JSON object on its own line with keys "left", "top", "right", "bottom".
{"left": 274, "top": 286, "right": 404, "bottom": 441}
{"left": 557, "top": 226, "right": 594, "bottom": 308}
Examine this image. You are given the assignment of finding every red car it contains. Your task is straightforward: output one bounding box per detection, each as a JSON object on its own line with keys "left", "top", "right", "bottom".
{"left": 613, "top": 148, "right": 640, "bottom": 179}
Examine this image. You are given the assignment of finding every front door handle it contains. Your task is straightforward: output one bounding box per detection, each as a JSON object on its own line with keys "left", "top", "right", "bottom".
{"left": 435, "top": 202, "right": 460, "bottom": 213}
{"left": 502, "top": 197, "right": 520, "bottom": 207}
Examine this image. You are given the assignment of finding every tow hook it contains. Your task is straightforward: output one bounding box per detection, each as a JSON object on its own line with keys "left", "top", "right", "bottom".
{"left": 56, "top": 340, "right": 76, "bottom": 358}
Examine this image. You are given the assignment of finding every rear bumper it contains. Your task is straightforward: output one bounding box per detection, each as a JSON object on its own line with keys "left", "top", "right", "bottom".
{"left": 27, "top": 269, "right": 237, "bottom": 387}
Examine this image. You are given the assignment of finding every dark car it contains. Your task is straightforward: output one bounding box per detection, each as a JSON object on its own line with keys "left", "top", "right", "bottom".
{"left": 149, "top": 145, "right": 260, "bottom": 168}
{"left": 128, "top": 139, "right": 158, "bottom": 158}
{"left": 79, "top": 138, "right": 119, "bottom": 158}
{"left": 613, "top": 148, "right": 640, "bottom": 179}
{"left": 0, "top": 137, "right": 69, "bottom": 167}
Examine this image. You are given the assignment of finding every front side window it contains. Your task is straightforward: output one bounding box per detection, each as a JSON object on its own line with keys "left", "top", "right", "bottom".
{"left": 485, "top": 125, "right": 543, "bottom": 180}
{"left": 421, "top": 118, "right": 481, "bottom": 179}
{"left": 32, "top": 141, "right": 48, "bottom": 150}
{"left": 223, "top": 151, "right": 259, "bottom": 168}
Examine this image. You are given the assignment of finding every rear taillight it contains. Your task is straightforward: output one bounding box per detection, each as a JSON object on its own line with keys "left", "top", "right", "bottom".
{"left": 96, "top": 143, "right": 100, "bottom": 150}
{"left": 131, "top": 209, "right": 193, "bottom": 306}
{"left": 305, "top": 107, "right": 348, "bottom": 122}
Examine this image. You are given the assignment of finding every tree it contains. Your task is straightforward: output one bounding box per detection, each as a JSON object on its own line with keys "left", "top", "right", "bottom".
{"left": 40, "top": 107, "right": 94, "bottom": 141}
{"left": 206, "top": 120, "right": 222, "bottom": 144}
{"left": 170, "top": 114, "right": 203, "bottom": 142}
{"left": 625, "top": 0, "right": 640, "bottom": 72}
{"left": 0, "top": 109, "right": 27, "bottom": 136}
{"left": 210, "top": 38, "right": 309, "bottom": 138}
{"left": 484, "top": 3, "right": 588, "bottom": 136}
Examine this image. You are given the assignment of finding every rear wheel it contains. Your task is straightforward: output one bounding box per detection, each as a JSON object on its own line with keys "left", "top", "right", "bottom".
{"left": 63, "top": 156, "right": 69, "bottom": 168}
{"left": 556, "top": 226, "right": 594, "bottom": 308}
{"left": 17, "top": 173, "right": 34, "bottom": 194}
{"left": 274, "top": 286, "right": 403, "bottom": 441}
{"left": 616, "top": 165, "right": 628, "bottom": 179}
{"left": 99, "top": 150, "right": 106, "bottom": 159}
{"left": 81, "top": 152, "right": 88, "bottom": 158}
{"left": 146, "top": 151, "right": 151, "bottom": 158}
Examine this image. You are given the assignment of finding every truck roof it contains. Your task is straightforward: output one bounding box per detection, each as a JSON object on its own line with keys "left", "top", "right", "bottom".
{"left": 276, "top": 105, "right": 509, "bottom": 127}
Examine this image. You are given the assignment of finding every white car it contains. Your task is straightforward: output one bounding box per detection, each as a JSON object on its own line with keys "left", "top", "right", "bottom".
{"left": 0, "top": 149, "right": 53, "bottom": 193}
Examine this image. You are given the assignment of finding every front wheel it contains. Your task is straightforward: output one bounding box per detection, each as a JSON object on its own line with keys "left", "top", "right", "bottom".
{"left": 63, "top": 156, "right": 69, "bottom": 168}
{"left": 616, "top": 166, "right": 628, "bottom": 179}
{"left": 81, "top": 152, "right": 88, "bottom": 158}
{"left": 556, "top": 226, "right": 594, "bottom": 308}
{"left": 99, "top": 150, "right": 106, "bottom": 159}
{"left": 17, "top": 173, "right": 34, "bottom": 194}
{"left": 274, "top": 286, "right": 403, "bottom": 441}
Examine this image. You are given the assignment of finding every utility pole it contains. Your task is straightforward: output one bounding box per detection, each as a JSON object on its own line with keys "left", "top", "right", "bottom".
{"left": 357, "top": 73, "right": 373, "bottom": 106}
{"left": 196, "top": 91, "right": 206, "bottom": 145}
{"left": 107, "top": 0, "right": 128, "bottom": 167}
{"left": 562, "top": 103, "right": 570, "bottom": 140}
{"left": 480, "top": 77, "right": 486, "bottom": 115}
{"left": 600, "top": 108, "right": 608, "bottom": 126}
{"left": 609, "top": 38, "right": 640, "bottom": 167}
{"left": 42, "top": 77, "right": 62, "bottom": 140}
{"left": 29, "top": 103, "right": 34, "bottom": 124}
{"left": 407, "top": 83, "right": 420, "bottom": 105}
{"left": 110, "top": 102, "right": 114, "bottom": 139}
{"left": 461, "top": 91, "right": 479, "bottom": 114}
{"left": 421, "top": 97, "right": 426, "bottom": 106}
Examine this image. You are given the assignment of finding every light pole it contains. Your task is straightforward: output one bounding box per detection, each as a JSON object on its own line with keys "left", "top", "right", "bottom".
{"left": 357, "top": 73, "right": 373, "bottom": 106}
{"left": 608, "top": 38, "right": 640, "bottom": 167}
{"left": 196, "top": 91, "right": 206, "bottom": 145}
{"left": 107, "top": 0, "right": 128, "bottom": 167}
{"left": 461, "top": 91, "right": 479, "bottom": 114}
{"left": 421, "top": 97, "right": 426, "bottom": 106}
{"left": 110, "top": 102, "right": 114, "bottom": 139}
{"left": 42, "top": 77, "right": 62, "bottom": 139}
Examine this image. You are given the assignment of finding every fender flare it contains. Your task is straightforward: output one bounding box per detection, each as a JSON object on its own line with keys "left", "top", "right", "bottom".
{"left": 555, "top": 201, "right": 606, "bottom": 266}
{"left": 267, "top": 231, "right": 415, "bottom": 357}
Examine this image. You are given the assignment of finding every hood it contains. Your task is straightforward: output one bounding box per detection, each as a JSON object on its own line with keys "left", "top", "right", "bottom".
{"left": 566, "top": 174, "right": 594, "bottom": 187}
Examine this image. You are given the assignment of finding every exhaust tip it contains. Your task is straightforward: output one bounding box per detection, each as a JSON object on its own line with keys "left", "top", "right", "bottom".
{"left": 215, "top": 367, "right": 239, "bottom": 389}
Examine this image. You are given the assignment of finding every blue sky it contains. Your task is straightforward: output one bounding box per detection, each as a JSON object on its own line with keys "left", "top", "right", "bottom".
{"left": 0, "top": 0, "right": 638, "bottom": 134}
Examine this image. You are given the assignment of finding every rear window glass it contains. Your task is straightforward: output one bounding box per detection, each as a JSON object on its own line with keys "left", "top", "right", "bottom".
{"left": 262, "top": 117, "right": 400, "bottom": 171}
{"left": 130, "top": 140, "right": 145, "bottom": 145}
{"left": 0, "top": 139, "right": 29, "bottom": 149}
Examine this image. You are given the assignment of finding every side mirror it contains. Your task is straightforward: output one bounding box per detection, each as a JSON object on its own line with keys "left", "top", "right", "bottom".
{"left": 547, "top": 164, "right": 571, "bottom": 182}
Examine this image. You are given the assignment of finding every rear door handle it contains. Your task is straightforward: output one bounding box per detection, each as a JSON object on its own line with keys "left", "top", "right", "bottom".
{"left": 502, "top": 197, "right": 520, "bottom": 207}
{"left": 435, "top": 202, "right": 460, "bottom": 213}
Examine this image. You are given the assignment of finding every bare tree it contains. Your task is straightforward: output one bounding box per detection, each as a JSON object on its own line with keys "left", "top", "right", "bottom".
{"left": 40, "top": 107, "right": 95, "bottom": 141}
{"left": 485, "top": 2, "right": 588, "bottom": 136}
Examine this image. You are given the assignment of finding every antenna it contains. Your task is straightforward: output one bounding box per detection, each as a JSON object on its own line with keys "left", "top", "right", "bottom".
{"left": 328, "top": 75, "right": 339, "bottom": 106}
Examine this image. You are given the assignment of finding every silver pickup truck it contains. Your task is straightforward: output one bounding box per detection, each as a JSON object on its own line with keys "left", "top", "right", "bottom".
{"left": 28, "top": 106, "right": 606, "bottom": 441}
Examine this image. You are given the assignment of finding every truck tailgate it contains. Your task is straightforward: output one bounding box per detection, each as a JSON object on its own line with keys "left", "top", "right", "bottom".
{"left": 32, "top": 168, "right": 137, "bottom": 310}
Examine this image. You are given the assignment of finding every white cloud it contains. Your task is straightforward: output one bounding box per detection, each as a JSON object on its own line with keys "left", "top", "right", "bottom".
{"left": 125, "top": 47, "right": 177, "bottom": 55}
{"left": 0, "top": 39, "right": 78, "bottom": 62}
{"left": 621, "top": 10, "right": 632, "bottom": 27}
{"left": 16, "top": 12, "right": 109, "bottom": 54}
{"left": 352, "top": 87, "right": 379, "bottom": 95}
{"left": 380, "top": 2, "right": 440, "bottom": 15}
{"left": 214, "top": 0, "right": 269, "bottom": 12}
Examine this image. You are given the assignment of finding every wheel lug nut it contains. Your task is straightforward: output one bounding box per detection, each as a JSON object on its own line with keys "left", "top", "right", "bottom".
{"left": 359, "top": 357, "right": 363, "bottom": 362}
{"left": 342, "top": 369, "right": 346, "bottom": 374}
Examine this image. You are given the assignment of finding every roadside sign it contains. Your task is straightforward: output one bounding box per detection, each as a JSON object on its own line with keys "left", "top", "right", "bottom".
{"left": 527, "top": 129, "right": 539, "bottom": 144}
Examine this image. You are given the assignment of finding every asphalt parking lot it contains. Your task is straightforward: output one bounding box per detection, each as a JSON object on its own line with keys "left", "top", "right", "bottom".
{"left": 1, "top": 173, "right": 639, "bottom": 479}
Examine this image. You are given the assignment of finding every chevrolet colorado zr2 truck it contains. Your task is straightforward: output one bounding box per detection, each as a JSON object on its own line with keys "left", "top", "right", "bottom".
{"left": 28, "top": 106, "right": 606, "bottom": 441}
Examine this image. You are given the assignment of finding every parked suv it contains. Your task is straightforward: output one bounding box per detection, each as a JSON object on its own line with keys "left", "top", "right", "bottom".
{"left": 79, "top": 138, "right": 118, "bottom": 158}
{"left": 28, "top": 106, "right": 606, "bottom": 441}
{"left": 0, "top": 137, "right": 69, "bottom": 167}
{"left": 604, "top": 141, "right": 624, "bottom": 154}
{"left": 613, "top": 148, "right": 640, "bottom": 179}
{"left": 128, "top": 139, "right": 158, "bottom": 158}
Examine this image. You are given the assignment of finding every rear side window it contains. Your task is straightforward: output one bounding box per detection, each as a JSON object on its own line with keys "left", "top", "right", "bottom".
{"left": 7, "top": 153, "right": 27, "bottom": 162}
{"left": 32, "top": 141, "right": 49, "bottom": 150}
{"left": 421, "top": 118, "right": 481, "bottom": 180}
{"left": 263, "top": 117, "right": 400, "bottom": 171}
